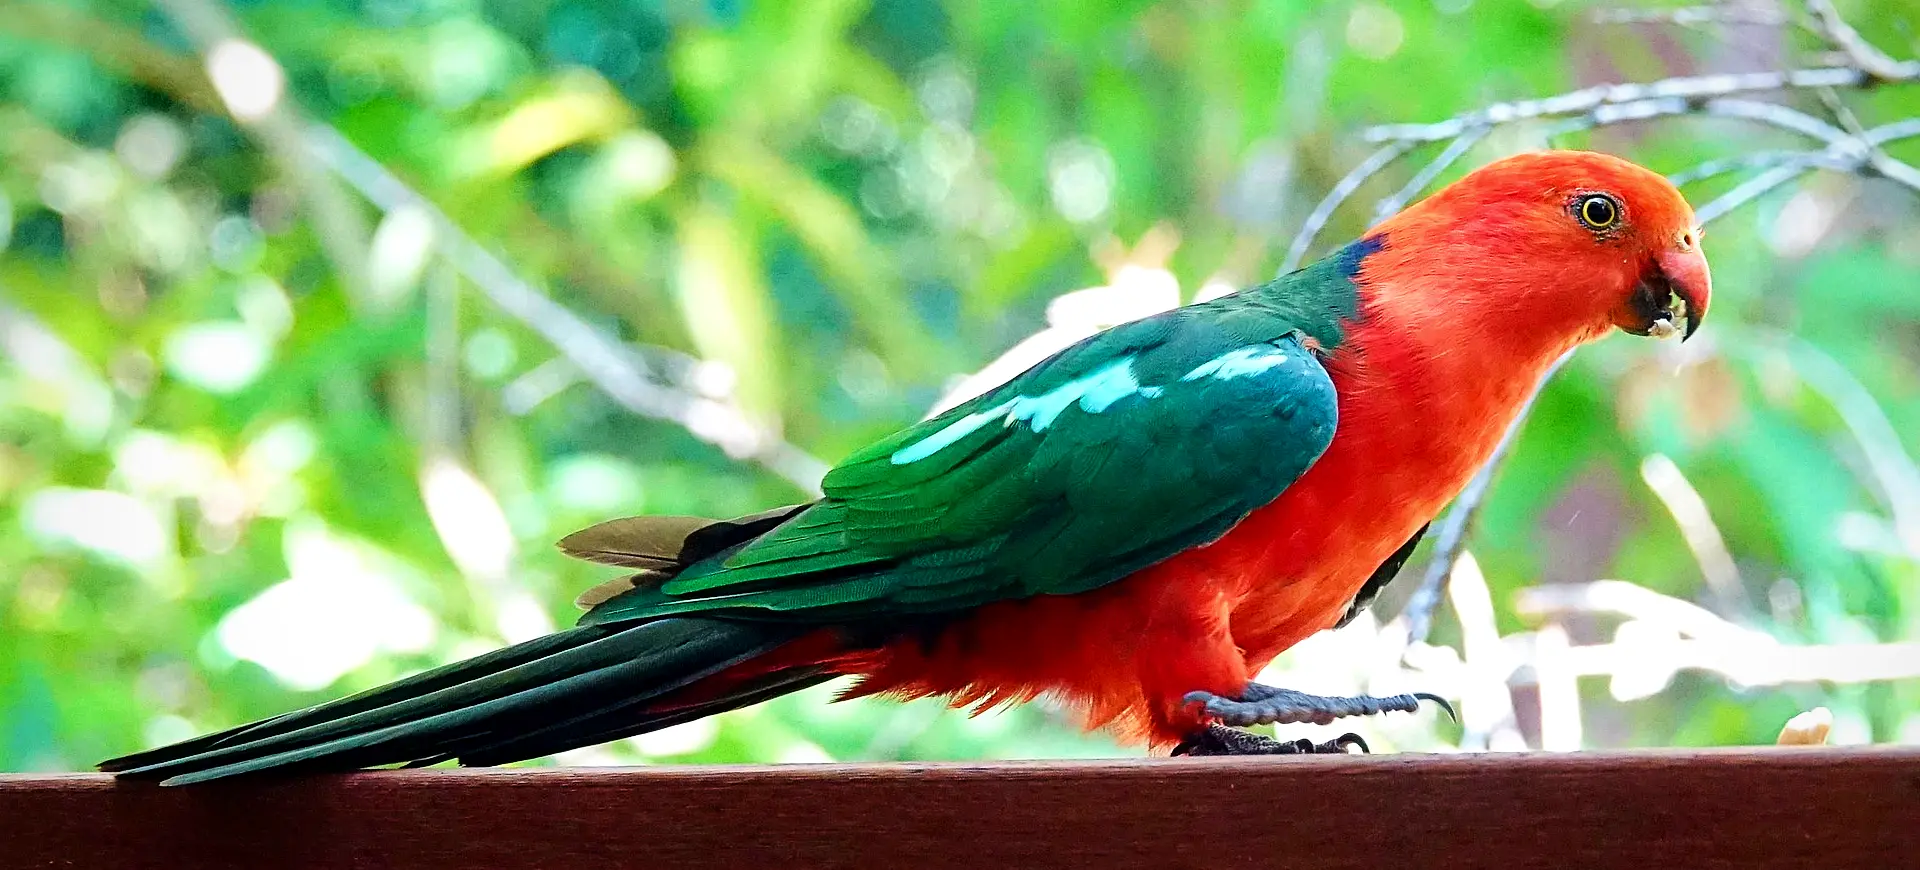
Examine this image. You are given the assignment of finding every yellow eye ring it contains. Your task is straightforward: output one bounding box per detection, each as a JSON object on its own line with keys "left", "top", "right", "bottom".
{"left": 1576, "top": 194, "right": 1621, "bottom": 231}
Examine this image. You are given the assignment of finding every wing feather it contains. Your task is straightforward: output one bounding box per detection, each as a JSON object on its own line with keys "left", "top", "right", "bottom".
{"left": 583, "top": 303, "right": 1339, "bottom": 625}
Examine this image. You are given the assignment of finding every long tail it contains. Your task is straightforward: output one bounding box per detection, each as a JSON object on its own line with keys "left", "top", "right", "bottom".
{"left": 100, "top": 617, "right": 833, "bottom": 785}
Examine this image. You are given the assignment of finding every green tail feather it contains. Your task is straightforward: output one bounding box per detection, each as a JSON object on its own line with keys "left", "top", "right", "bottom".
{"left": 100, "top": 618, "right": 808, "bottom": 785}
{"left": 452, "top": 668, "right": 834, "bottom": 767}
{"left": 97, "top": 629, "right": 594, "bottom": 774}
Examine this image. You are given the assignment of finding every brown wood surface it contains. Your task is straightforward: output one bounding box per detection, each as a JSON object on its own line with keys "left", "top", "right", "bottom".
{"left": 3, "top": 749, "right": 1918, "bottom": 869}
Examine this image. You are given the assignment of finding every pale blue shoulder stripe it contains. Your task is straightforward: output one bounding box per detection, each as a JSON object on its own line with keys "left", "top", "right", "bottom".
{"left": 892, "top": 358, "right": 1162, "bottom": 465}
{"left": 890, "top": 398, "right": 1018, "bottom": 465}
{"left": 892, "top": 343, "right": 1298, "bottom": 466}
{"left": 1181, "top": 344, "right": 1292, "bottom": 381}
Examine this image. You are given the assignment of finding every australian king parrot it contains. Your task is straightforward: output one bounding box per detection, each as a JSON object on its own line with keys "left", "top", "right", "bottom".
{"left": 104, "top": 150, "right": 1711, "bottom": 783}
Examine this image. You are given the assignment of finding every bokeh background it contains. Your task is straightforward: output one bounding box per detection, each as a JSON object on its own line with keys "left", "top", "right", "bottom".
{"left": 3, "top": 0, "right": 1918, "bottom": 772}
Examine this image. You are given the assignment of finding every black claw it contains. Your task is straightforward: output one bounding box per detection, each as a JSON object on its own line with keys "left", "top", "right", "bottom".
{"left": 1327, "top": 732, "right": 1370, "bottom": 754}
{"left": 1172, "top": 724, "right": 1371, "bottom": 757}
{"left": 1415, "top": 692, "right": 1458, "bottom": 722}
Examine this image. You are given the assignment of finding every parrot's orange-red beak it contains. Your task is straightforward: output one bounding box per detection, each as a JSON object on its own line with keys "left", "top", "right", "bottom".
{"left": 1657, "top": 248, "right": 1711, "bottom": 341}
{"left": 1617, "top": 246, "right": 1711, "bottom": 341}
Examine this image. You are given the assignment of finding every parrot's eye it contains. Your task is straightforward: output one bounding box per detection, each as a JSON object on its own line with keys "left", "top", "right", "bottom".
{"left": 1574, "top": 193, "right": 1622, "bottom": 231}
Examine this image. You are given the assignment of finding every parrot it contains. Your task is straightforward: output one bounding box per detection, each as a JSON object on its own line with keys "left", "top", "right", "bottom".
{"left": 102, "top": 150, "right": 1710, "bottom": 784}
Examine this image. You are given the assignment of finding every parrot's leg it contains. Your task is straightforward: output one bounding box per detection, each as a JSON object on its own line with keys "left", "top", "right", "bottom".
{"left": 1170, "top": 723, "right": 1369, "bottom": 756}
{"left": 1183, "top": 682, "right": 1455, "bottom": 728}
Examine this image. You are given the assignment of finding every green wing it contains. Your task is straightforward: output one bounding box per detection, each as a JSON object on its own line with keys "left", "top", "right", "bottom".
{"left": 583, "top": 298, "right": 1342, "bottom": 625}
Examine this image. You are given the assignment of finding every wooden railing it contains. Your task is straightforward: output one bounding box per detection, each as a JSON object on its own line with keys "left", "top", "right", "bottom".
{"left": 5, "top": 749, "right": 1918, "bottom": 868}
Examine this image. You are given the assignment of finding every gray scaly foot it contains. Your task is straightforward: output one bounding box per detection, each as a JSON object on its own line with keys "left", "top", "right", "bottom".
{"left": 1184, "top": 682, "right": 1455, "bottom": 727}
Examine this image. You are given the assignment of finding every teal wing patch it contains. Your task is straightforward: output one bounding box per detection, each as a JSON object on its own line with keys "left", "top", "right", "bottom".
{"left": 583, "top": 304, "right": 1339, "bottom": 624}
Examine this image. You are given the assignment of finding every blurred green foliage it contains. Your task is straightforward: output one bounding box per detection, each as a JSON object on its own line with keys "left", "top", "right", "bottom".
{"left": 1, "top": 0, "right": 1918, "bottom": 772}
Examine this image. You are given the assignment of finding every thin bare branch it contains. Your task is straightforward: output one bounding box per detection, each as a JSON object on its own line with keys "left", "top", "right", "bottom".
{"left": 152, "top": 0, "right": 373, "bottom": 304}
{"left": 1814, "top": 82, "right": 1870, "bottom": 138}
{"left": 304, "top": 125, "right": 830, "bottom": 494}
{"left": 1371, "top": 0, "right": 1919, "bottom": 146}
{"left": 1531, "top": 622, "right": 1583, "bottom": 750}
{"left": 1686, "top": 115, "right": 1920, "bottom": 223}
{"left": 1372, "top": 127, "right": 1489, "bottom": 224}
{"left": 1542, "top": 95, "right": 1692, "bottom": 139}
{"left": 1364, "top": 66, "right": 1883, "bottom": 145}
{"left": 1640, "top": 455, "right": 1749, "bottom": 616}
{"left": 1591, "top": 5, "right": 1792, "bottom": 29}
{"left": 1705, "top": 97, "right": 1851, "bottom": 141}
{"left": 1730, "top": 330, "right": 1920, "bottom": 555}
{"left": 1666, "top": 149, "right": 1833, "bottom": 187}
{"left": 1865, "top": 118, "right": 1920, "bottom": 147}
{"left": 1402, "top": 350, "right": 1572, "bottom": 646}
{"left": 1805, "top": 0, "right": 1920, "bottom": 82}
{"left": 1536, "top": 93, "right": 1882, "bottom": 155}
{"left": 1694, "top": 161, "right": 1815, "bottom": 223}
{"left": 134, "top": 0, "right": 829, "bottom": 494}
{"left": 1279, "top": 142, "right": 1412, "bottom": 274}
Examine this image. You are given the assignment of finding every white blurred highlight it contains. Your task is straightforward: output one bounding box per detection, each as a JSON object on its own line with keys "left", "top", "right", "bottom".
{"left": 1532, "top": 623, "right": 1582, "bottom": 751}
{"left": 1445, "top": 551, "right": 1526, "bottom": 750}
{"left": 206, "top": 40, "right": 286, "bottom": 121}
{"left": 217, "top": 522, "right": 436, "bottom": 691}
{"left": 418, "top": 457, "right": 554, "bottom": 643}
{"left": 628, "top": 718, "right": 721, "bottom": 757}
{"left": 22, "top": 488, "right": 170, "bottom": 569}
{"left": 1046, "top": 139, "right": 1115, "bottom": 224}
{"left": 420, "top": 457, "right": 515, "bottom": 582}
{"left": 162, "top": 322, "right": 270, "bottom": 393}
{"left": 368, "top": 205, "right": 437, "bottom": 309}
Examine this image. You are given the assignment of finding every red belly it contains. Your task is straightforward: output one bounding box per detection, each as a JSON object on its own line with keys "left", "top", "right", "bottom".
{"left": 840, "top": 452, "right": 1455, "bottom": 745}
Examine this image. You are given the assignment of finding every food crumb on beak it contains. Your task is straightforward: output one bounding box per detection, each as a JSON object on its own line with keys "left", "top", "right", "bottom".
{"left": 1649, "top": 287, "right": 1691, "bottom": 340}
{"left": 1667, "top": 291, "right": 1692, "bottom": 341}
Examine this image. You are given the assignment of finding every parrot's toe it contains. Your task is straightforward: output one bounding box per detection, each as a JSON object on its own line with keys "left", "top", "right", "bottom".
{"left": 1170, "top": 724, "right": 1369, "bottom": 756}
{"left": 1183, "top": 682, "right": 1455, "bottom": 727}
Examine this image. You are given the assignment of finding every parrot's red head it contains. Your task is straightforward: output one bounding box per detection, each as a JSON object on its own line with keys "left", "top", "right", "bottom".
{"left": 1368, "top": 149, "right": 1711, "bottom": 344}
